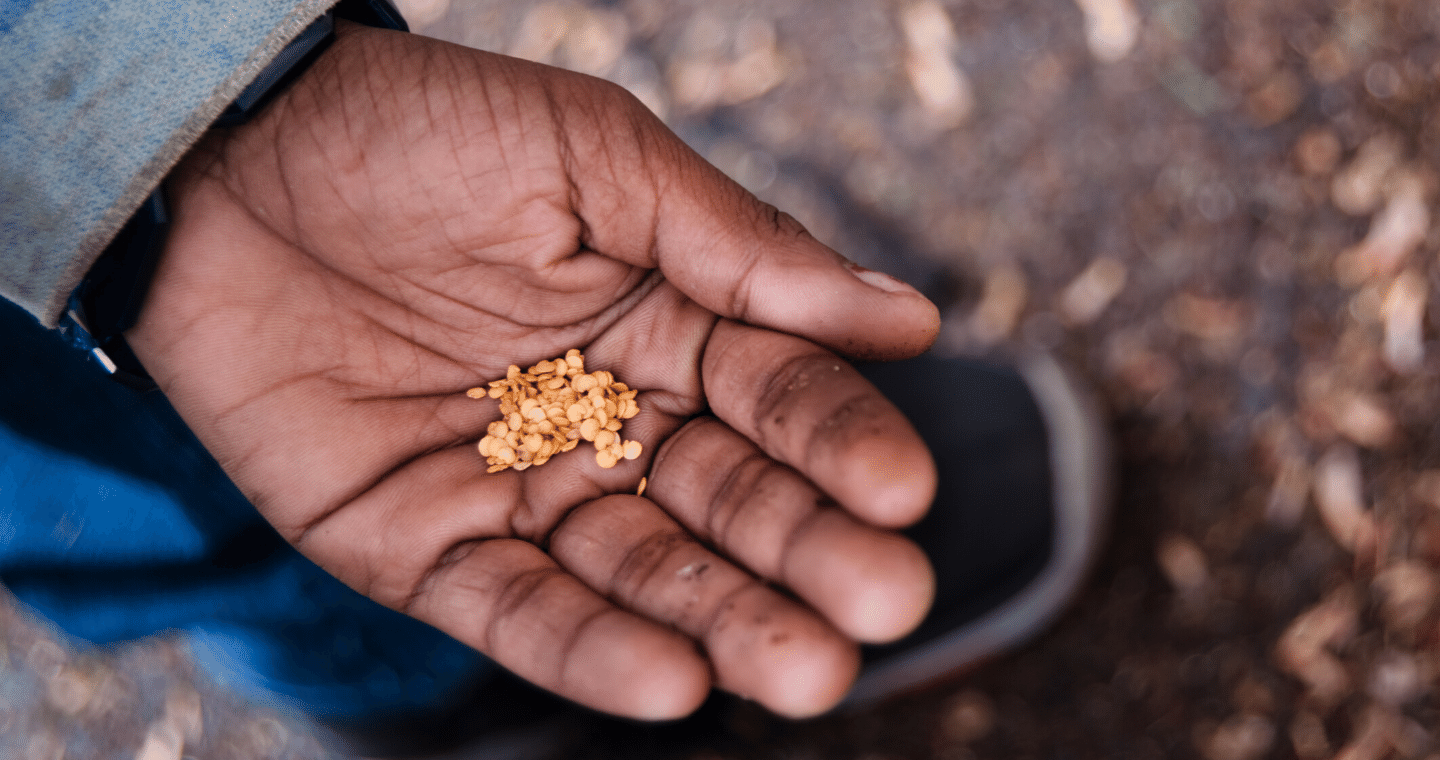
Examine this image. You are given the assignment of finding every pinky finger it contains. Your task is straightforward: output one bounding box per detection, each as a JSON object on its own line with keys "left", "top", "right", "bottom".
{"left": 405, "top": 538, "right": 710, "bottom": 719}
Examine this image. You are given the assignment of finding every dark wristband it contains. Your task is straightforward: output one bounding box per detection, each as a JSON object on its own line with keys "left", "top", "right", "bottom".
{"left": 62, "top": 0, "right": 409, "bottom": 389}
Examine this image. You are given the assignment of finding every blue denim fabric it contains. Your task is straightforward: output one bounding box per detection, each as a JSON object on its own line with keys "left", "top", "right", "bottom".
{"left": 0, "top": 298, "right": 492, "bottom": 720}
{"left": 0, "top": 0, "right": 334, "bottom": 327}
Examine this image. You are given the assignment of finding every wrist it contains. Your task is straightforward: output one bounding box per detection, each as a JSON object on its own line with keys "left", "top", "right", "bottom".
{"left": 62, "top": 0, "right": 409, "bottom": 389}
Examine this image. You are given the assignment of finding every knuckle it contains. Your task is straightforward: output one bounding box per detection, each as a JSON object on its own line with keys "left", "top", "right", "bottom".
{"left": 704, "top": 452, "right": 772, "bottom": 545}
{"left": 752, "top": 351, "right": 844, "bottom": 440}
{"left": 802, "top": 392, "right": 891, "bottom": 465}
{"left": 610, "top": 527, "right": 694, "bottom": 600}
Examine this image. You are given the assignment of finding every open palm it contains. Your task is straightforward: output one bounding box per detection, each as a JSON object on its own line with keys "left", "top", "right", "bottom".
{"left": 127, "top": 22, "right": 940, "bottom": 719}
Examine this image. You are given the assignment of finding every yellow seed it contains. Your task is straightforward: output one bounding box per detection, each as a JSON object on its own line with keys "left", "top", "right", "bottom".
{"left": 487, "top": 463, "right": 508, "bottom": 474}
{"left": 636, "top": 476, "right": 647, "bottom": 496}
{"left": 596, "top": 449, "right": 619, "bottom": 469}
{"left": 580, "top": 418, "right": 601, "bottom": 441}
{"left": 623, "top": 440, "right": 642, "bottom": 460}
{"left": 473, "top": 350, "right": 640, "bottom": 474}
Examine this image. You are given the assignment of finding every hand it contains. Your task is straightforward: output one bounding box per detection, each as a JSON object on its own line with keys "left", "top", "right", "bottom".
{"left": 127, "top": 22, "right": 940, "bottom": 719}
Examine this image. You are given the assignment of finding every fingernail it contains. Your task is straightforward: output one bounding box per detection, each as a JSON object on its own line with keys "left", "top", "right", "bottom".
{"left": 845, "top": 261, "right": 924, "bottom": 297}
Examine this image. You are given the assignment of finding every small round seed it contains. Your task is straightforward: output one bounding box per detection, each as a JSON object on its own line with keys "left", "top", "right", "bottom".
{"left": 622, "top": 440, "right": 642, "bottom": 460}
{"left": 580, "top": 418, "right": 601, "bottom": 441}
{"left": 469, "top": 350, "right": 641, "bottom": 474}
{"left": 596, "top": 449, "right": 619, "bottom": 469}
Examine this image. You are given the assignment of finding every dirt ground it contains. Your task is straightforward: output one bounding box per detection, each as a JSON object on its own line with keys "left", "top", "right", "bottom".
{"left": 7, "top": 0, "right": 1440, "bottom": 758}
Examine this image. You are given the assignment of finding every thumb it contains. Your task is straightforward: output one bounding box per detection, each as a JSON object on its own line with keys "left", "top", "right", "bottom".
{"left": 557, "top": 80, "right": 940, "bottom": 359}
{"left": 656, "top": 179, "right": 941, "bottom": 360}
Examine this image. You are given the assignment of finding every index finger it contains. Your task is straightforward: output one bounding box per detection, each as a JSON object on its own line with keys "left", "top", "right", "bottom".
{"left": 701, "top": 320, "right": 937, "bottom": 528}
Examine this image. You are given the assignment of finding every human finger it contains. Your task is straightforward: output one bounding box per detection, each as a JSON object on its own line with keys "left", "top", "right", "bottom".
{"left": 645, "top": 417, "right": 934, "bottom": 643}
{"left": 530, "top": 71, "right": 940, "bottom": 360}
{"left": 405, "top": 536, "right": 711, "bottom": 719}
{"left": 701, "top": 320, "right": 937, "bottom": 528}
{"left": 548, "top": 495, "right": 859, "bottom": 718}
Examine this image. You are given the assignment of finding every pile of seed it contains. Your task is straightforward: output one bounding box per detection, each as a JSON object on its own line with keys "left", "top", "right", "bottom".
{"left": 467, "top": 349, "right": 642, "bottom": 473}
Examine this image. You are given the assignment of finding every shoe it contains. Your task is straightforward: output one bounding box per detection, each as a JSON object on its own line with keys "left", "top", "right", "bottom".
{"left": 845, "top": 351, "right": 1113, "bottom": 706}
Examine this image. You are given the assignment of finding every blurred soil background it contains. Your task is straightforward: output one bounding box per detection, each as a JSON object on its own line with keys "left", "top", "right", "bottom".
{"left": 7, "top": 0, "right": 1440, "bottom": 758}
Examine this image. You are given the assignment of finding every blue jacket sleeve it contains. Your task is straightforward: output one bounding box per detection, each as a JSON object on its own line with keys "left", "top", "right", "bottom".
{"left": 0, "top": 0, "right": 336, "bottom": 327}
